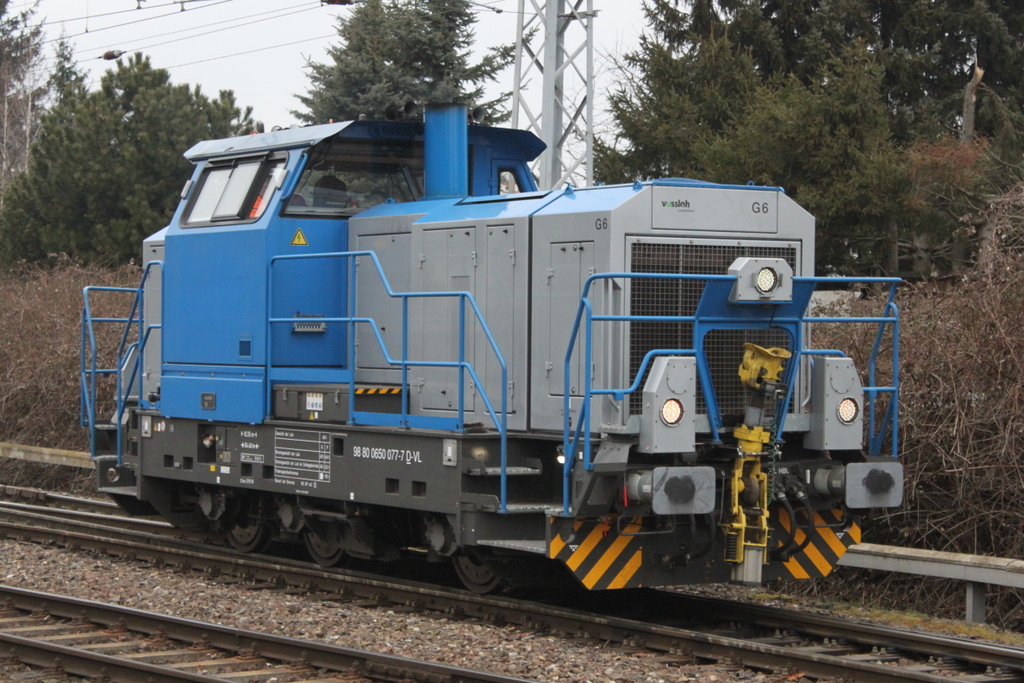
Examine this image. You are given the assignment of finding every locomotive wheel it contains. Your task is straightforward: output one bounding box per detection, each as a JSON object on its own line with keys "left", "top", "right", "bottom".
{"left": 453, "top": 551, "right": 503, "bottom": 594}
{"left": 227, "top": 519, "right": 272, "bottom": 553}
{"left": 302, "top": 523, "right": 347, "bottom": 567}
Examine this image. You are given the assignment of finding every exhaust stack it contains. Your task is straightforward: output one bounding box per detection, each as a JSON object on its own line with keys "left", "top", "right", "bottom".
{"left": 424, "top": 103, "right": 468, "bottom": 199}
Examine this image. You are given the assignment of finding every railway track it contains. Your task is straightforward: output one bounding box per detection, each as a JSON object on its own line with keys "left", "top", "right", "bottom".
{"left": 0, "top": 584, "right": 540, "bottom": 683}
{"left": 1, "top": 486, "right": 1023, "bottom": 682}
{"left": 0, "top": 485, "right": 218, "bottom": 543}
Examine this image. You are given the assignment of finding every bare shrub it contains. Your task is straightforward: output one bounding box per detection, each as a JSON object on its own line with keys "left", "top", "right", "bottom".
{"left": 801, "top": 253, "right": 1024, "bottom": 627}
{"left": 0, "top": 459, "right": 95, "bottom": 495}
{"left": 0, "top": 259, "right": 139, "bottom": 451}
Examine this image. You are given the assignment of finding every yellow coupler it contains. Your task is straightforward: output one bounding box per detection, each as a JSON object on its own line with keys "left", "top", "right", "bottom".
{"left": 734, "top": 343, "right": 791, "bottom": 453}
{"left": 728, "top": 342, "right": 859, "bottom": 580}
{"left": 722, "top": 456, "right": 769, "bottom": 564}
{"left": 722, "top": 343, "right": 791, "bottom": 566}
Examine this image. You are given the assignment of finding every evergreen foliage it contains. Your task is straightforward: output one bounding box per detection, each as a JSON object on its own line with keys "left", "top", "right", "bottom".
{"left": 295, "top": 0, "right": 512, "bottom": 124}
{"left": 47, "top": 36, "right": 86, "bottom": 106}
{"left": 702, "top": 46, "right": 909, "bottom": 273}
{"left": 599, "top": 0, "right": 1024, "bottom": 275}
{"left": 0, "top": 54, "right": 252, "bottom": 265}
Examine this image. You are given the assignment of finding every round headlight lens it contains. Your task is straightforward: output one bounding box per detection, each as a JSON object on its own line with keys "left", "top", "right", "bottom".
{"left": 837, "top": 397, "right": 860, "bottom": 424}
{"left": 755, "top": 267, "right": 779, "bottom": 294}
{"left": 660, "top": 398, "right": 684, "bottom": 426}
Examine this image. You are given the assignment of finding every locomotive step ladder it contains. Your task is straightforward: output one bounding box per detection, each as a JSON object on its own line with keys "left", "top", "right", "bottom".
{"left": 81, "top": 263, "right": 162, "bottom": 464}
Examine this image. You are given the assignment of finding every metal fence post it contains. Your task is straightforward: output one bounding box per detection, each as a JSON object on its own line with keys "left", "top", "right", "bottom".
{"left": 966, "top": 581, "right": 987, "bottom": 623}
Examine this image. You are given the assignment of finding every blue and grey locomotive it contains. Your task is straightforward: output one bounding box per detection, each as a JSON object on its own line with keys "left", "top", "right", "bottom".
{"left": 82, "top": 104, "right": 902, "bottom": 592}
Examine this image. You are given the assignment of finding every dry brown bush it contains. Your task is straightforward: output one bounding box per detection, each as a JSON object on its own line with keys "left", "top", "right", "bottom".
{"left": 802, "top": 253, "right": 1024, "bottom": 627}
{"left": 0, "top": 259, "right": 140, "bottom": 451}
{"left": 0, "top": 459, "right": 95, "bottom": 495}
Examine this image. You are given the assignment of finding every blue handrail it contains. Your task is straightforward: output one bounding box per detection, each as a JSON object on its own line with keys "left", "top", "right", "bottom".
{"left": 81, "top": 285, "right": 135, "bottom": 458}
{"left": 267, "top": 251, "right": 511, "bottom": 511}
{"left": 81, "top": 261, "right": 163, "bottom": 464}
{"left": 560, "top": 272, "right": 900, "bottom": 515}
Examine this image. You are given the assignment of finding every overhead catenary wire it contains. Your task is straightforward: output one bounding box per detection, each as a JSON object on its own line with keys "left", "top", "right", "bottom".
{"left": 18, "top": 0, "right": 538, "bottom": 125}
{"left": 22, "top": 1, "right": 336, "bottom": 81}
{"left": 164, "top": 32, "right": 338, "bottom": 70}
{"left": 123, "top": 3, "right": 320, "bottom": 54}
{"left": 41, "top": 0, "right": 236, "bottom": 46}
{"left": 32, "top": 0, "right": 513, "bottom": 76}
{"left": 99, "top": 1, "right": 317, "bottom": 52}
{"left": 37, "top": 0, "right": 234, "bottom": 28}
{"left": 23, "top": 0, "right": 528, "bottom": 82}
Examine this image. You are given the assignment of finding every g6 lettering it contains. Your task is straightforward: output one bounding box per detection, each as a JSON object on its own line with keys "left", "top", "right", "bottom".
{"left": 752, "top": 202, "right": 769, "bottom": 214}
{"left": 594, "top": 218, "right": 608, "bottom": 230}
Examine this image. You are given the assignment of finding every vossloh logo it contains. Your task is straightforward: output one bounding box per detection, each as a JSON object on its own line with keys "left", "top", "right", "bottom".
{"left": 661, "top": 198, "right": 693, "bottom": 211}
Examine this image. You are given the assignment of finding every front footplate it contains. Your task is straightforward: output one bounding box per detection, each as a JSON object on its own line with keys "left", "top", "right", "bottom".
{"left": 547, "top": 515, "right": 731, "bottom": 589}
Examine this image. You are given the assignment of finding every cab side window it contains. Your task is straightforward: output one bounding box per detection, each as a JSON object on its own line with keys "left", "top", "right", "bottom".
{"left": 498, "top": 168, "right": 521, "bottom": 195}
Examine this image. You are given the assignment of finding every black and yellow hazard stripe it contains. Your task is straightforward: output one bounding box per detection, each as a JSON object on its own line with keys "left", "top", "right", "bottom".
{"left": 771, "top": 507, "right": 861, "bottom": 579}
{"left": 548, "top": 517, "right": 645, "bottom": 589}
{"left": 354, "top": 387, "right": 402, "bottom": 395}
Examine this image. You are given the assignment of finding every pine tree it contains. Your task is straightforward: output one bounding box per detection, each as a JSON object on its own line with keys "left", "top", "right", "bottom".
{"left": 0, "top": 54, "right": 253, "bottom": 265}
{"left": 47, "top": 36, "right": 86, "bottom": 106}
{"left": 295, "top": 0, "right": 513, "bottom": 123}
{"left": 700, "top": 45, "right": 909, "bottom": 274}
{"left": 689, "top": 0, "right": 1024, "bottom": 149}
{"left": 596, "top": 27, "right": 759, "bottom": 183}
{"left": 599, "top": 0, "right": 1024, "bottom": 275}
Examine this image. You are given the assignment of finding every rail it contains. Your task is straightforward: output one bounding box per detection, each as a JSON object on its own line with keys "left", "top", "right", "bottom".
{"left": 561, "top": 273, "right": 900, "bottom": 514}
{"left": 267, "top": 250, "right": 511, "bottom": 510}
{"left": 0, "top": 585, "right": 541, "bottom": 683}
{"left": 80, "top": 261, "right": 163, "bottom": 464}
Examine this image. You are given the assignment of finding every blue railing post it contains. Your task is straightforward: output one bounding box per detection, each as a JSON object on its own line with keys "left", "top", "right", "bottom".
{"left": 401, "top": 296, "right": 410, "bottom": 427}
{"left": 347, "top": 253, "right": 358, "bottom": 425}
{"left": 458, "top": 295, "right": 466, "bottom": 430}
{"left": 583, "top": 303, "right": 594, "bottom": 470}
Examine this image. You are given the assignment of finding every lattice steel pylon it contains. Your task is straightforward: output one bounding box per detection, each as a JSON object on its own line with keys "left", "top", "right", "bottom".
{"left": 511, "top": 0, "right": 596, "bottom": 190}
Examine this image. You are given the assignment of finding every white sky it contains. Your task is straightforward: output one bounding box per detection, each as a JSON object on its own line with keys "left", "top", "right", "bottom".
{"left": 23, "top": 0, "right": 648, "bottom": 133}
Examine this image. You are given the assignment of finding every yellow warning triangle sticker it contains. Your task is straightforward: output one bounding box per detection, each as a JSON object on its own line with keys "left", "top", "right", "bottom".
{"left": 291, "top": 228, "right": 308, "bottom": 246}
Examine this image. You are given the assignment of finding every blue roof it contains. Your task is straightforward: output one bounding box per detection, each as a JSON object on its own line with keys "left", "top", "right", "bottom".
{"left": 185, "top": 122, "right": 352, "bottom": 161}
{"left": 184, "top": 120, "right": 546, "bottom": 163}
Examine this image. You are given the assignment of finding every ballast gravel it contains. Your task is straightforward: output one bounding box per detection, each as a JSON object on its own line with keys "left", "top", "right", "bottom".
{"left": 0, "top": 540, "right": 805, "bottom": 683}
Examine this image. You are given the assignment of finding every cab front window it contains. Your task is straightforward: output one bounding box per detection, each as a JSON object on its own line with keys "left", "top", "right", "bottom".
{"left": 183, "top": 155, "right": 286, "bottom": 227}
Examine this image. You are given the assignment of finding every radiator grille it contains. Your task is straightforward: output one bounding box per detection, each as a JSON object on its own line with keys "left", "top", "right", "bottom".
{"left": 629, "top": 242, "right": 798, "bottom": 419}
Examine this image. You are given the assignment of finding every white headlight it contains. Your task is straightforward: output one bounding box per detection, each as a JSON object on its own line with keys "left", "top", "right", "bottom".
{"left": 660, "top": 398, "right": 683, "bottom": 426}
{"left": 755, "top": 267, "right": 779, "bottom": 294}
{"left": 837, "top": 397, "right": 860, "bottom": 424}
